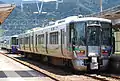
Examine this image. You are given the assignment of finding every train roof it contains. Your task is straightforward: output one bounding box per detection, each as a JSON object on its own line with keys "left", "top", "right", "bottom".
{"left": 11, "top": 35, "right": 18, "bottom": 37}
{"left": 18, "top": 16, "right": 112, "bottom": 36}
{"left": 32, "top": 16, "right": 111, "bottom": 32}
{"left": 61, "top": 16, "right": 111, "bottom": 23}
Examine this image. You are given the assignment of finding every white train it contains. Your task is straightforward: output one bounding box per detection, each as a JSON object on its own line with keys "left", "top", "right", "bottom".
{"left": 0, "top": 16, "right": 114, "bottom": 71}
{"left": 0, "top": 35, "right": 18, "bottom": 53}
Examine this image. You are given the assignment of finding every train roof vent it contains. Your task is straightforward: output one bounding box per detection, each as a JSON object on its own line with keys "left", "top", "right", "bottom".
{"left": 78, "top": 15, "right": 83, "bottom": 18}
{"left": 49, "top": 21, "right": 55, "bottom": 26}
{"left": 58, "top": 20, "right": 65, "bottom": 24}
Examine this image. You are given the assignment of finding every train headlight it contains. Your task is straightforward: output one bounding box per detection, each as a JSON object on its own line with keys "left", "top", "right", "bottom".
{"left": 77, "top": 50, "right": 85, "bottom": 56}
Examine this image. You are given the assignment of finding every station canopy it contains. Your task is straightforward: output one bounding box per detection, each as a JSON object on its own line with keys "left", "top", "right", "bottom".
{"left": 0, "top": 4, "right": 15, "bottom": 25}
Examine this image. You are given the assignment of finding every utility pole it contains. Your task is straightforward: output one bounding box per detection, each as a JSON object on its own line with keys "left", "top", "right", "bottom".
{"left": 56, "top": 0, "right": 63, "bottom": 10}
{"left": 100, "top": 0, "right": 103, "bottom": 12}
{"left": 21, "top": 1, "right": 23, "bottom": 12}
{"left": 36, "top": 0, "right": 44, "bottom": 14}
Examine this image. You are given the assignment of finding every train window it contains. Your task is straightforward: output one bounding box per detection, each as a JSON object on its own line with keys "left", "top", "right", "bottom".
{"left": 69, "top": 22, "right": 86, "bottom": 46}
{"left": 38, "top": 34, "right": 44, "bottom": 44}
{"left": 19, "top": 38, "right": 22, "bottom": 44}
{"left": 51, "top": 27, "right": 55, "bottom": 31}
{"left": 101, "top": 22, "right": 112, "bottom": 45}
{"left": 50, "top": 32, "right": 59, "bottom": 44}
{"left": 22, "top": 38, "right": 24, "bottom": 44}
{"left": 16, "top": 39, "right": 18, "bottom": 45}
{"left": 69, "top": 23, "right": 74, "bottom": 43}
{"left": 58, "top": 20, "right": 65, "bottom": 24}
{"left": 11, "top": 37, "right": 18, "bottom": 45}
{"left": 25, "top": 37, "right": 29, "bottom": 44}
{"left": 20, "top": 38, "right": 23, "bottom": 44}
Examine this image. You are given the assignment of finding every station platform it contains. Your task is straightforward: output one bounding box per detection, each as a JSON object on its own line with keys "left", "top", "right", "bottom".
{"left": 0, "top": 50, "right": 53, "bottom": 81}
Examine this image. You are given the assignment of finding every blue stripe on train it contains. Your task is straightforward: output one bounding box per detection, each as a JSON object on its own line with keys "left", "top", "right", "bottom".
{"left": 11, "top": 46, "right": 18, "bottom": 53}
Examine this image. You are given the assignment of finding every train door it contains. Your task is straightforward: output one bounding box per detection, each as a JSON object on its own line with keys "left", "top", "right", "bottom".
{"left": 69, "top": 22, "right": 86, "bottom": 57}
{"left": 86, "top": 24, "right": 101, "bottom": 70}
{"left": 37, "top": 33, "right": 46, "bottom": 54}
{"left": 30, "top": 33, "right": 34, "bottom": 52}
{"left": 45, "top": 32, "right": 48, "bottom": 54}
{"left": 32, "top": 35, "right": 34, "bottom": 52}
{"left": 21, "top": 37, "right": 24, "bottom": 51}
{"left": 60, "top": 29, "right": 65, "bottom": 56}
{"left": 86, "top": 22, "right": 112, "bottom": 70}
{"left": 35, "top": 34, "right": 38, "bottom": 52}
{"left": 87, "top": 26, "right": 101, "bottom": 57}
{"left": 29, "top": 35, "right": 31, "bottom": 51}
{"left": 23, "top": 37, "right": 25, "bottom": 50}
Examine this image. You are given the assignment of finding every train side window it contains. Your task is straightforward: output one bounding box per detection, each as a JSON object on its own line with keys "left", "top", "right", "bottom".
{"left": 19, "top": 38, "right": 22, "bottom": 44}
{"left": 25, "top": 37, "right": 29, "bottom": 44}
{"left": 38, "top": 34, "right": 44, "bottom": 44}
{"left": 21, "top": 38, "right": 23, "bottom": 44}
{"left": 50, "top": 32, "right": 59, "bottom": 44}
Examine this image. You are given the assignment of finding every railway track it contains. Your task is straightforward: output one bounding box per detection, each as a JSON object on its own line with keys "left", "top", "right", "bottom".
{"left": 100, "top": 73, "right": 120, "bottom": 80}
{"left": 0, "top": 51, "right": 120, "bottom": 81}
{"left": 85, "top": 73, "right": 120, "bottom": 81}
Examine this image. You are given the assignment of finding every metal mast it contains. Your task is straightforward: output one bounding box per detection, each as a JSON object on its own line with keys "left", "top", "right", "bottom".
{"left": 100, "top": 0, "right": 103, "bottom": 12}
{"left": 21, "top": 1, "right": 23, "bottom": 12}
{"left": 56, "top": 0, "right": 63, "bottom": 10}
{"left": 36, "top": 0, "right": 44, "bottom": 14}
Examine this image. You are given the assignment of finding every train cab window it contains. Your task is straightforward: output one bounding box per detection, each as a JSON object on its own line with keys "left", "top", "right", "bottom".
{"left": 69, "top": 22, "right": 86, "bottom": 46}
{"left": 50, "top": 32, "right": 59, "bottom": 44}
{"left": 11, "top": 37, "right": 18, "bottom": 45}
{"left": 38, "top": 34, "right": 44, "bottom": 44}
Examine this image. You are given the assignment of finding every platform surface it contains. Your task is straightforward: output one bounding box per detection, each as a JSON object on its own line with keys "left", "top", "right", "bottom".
{"left": 0, "top": 50, "right": 53, "bottom": 81}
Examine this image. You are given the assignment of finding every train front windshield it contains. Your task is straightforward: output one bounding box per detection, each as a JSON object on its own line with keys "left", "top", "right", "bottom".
{"left": 101, "top": 22, "right": 112, "bottom": 46}
{"left": 11, "top": 37, "right": 18, "bottom": 45}
{"left": 70, "top": 21, "right": 112, "bottom": 56}
{"left": 87, "top": 26, "right": 100, "bottom": 46}
{"left": 87, "top": 22, "right": 112, "bottom": 46}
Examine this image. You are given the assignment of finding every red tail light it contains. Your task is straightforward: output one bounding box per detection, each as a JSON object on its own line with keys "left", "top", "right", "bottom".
{"left": 102, "top": 50, "right": 108, "bottom": 55}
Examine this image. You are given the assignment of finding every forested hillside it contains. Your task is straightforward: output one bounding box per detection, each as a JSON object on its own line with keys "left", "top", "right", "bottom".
{"left": 1, "top": 0, "right": 120, "bottom": 36}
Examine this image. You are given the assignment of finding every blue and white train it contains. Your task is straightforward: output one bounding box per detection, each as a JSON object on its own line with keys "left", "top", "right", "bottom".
{"left": 0, "top": 35, "right": 18, "bottom": 53}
